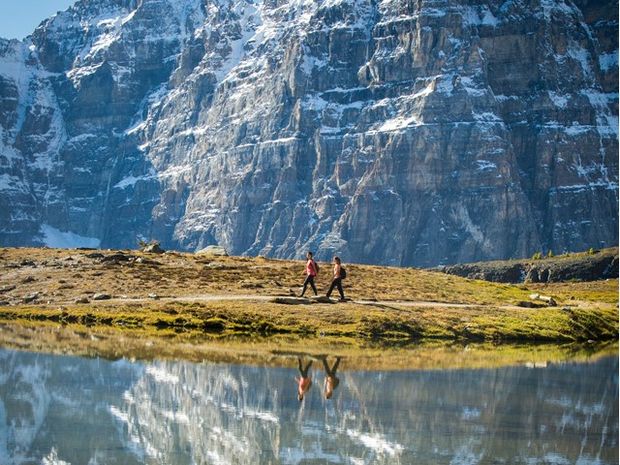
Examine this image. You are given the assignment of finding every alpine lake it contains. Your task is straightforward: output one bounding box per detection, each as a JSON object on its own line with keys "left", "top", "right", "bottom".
{"left": 0, "top": 323, "right": 617, "bottom": 465}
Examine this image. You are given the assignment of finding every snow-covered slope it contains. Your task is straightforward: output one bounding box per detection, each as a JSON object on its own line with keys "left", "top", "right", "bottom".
{"left": 0, "top": 0, "right": 617, "bottom": 266}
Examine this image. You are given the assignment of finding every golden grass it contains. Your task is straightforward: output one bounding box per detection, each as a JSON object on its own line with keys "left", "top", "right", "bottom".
{"left": 0, "top": 247, "right": 617, "bottom": 345}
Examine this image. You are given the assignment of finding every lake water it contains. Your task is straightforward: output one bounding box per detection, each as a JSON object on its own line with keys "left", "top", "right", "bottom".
{"left": 0, "top": 348, "right": 616, "bottom": 465}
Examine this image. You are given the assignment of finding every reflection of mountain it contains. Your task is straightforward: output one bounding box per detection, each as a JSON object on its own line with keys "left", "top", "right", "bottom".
{"left": 0, "top": 350, "right": 143, "bottom": 465}
{"left": 0, "top": 349, "right": 617, "bottom": 464}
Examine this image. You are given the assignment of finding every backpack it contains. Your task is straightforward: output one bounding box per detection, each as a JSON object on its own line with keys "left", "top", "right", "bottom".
{"left": 313, "top": 260, "right": 319, "bottom": 274}
{"left": 339, "top": 266, "right": 346, "bottom": 279}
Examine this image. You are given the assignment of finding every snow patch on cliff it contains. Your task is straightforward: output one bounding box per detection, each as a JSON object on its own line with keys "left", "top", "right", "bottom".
{"left": 40, "top": 225, "right": 100, "bottom": 248}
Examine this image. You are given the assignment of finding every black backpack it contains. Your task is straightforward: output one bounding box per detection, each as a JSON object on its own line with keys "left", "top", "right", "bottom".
{"left": 339, "top": 266, "right": 347, "bottom": 279}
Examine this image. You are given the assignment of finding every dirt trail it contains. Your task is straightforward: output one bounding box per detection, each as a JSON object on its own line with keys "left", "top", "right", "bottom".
{"left": 108, "top": 293, "right": 498, "bottom": 309}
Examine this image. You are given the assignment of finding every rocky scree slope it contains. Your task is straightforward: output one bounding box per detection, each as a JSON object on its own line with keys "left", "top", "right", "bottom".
{"left": 0, "top": 0, "right": 617, "bottom": 267}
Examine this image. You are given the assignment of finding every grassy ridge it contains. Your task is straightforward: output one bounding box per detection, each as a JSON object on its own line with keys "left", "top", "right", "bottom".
{"left": 0, "top": 248, "right": 617, "bottom": 344}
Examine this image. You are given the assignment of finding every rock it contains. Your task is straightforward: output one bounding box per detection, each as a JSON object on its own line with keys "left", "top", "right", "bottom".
{"left": 22, "top": 292, "right": 40, "bottom": 303}
{"left": 101, "top": 254, "right": 133, "bottom": 264}
{"left": 0, "top": 285, "right": 16, "bottom": 294}
{"left": 92, "top": 293, "right": 112, "bottom": 300}
{"left": 528, "top": 294, "right": 557, "bottom": 307}
{"left": 0, "top": 1, "right": 616, "bottom": 267}
{"left": 142, "top": 243, "right": 165, "bottom": 254}
{"left": 0, "top": 301, "right": 9, "bottom": 306}
{"left": 196, "top": 246, "right": 229, "bottom": 257}
{"left": 21, "top": 276, "right": 36, "bottom": 283}
{"left": 74, "top": 297, "right": 90, "bottom": 304}
{"left": 438, "top": 248, "right": 619, "bottom": 283}
{"left": 85, "top": 253, "right": 104, "bottom": 260}
{"left": 147, "top": 293, "right": 160, "bottom": 300}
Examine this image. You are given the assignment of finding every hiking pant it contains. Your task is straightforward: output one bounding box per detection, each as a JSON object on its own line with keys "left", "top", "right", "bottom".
{"left": 298, "top": 358, "right": 312, "bottom": 377}
{"left": 326, "top": 278, "right": 345, "bottom": 300}
{"left": 301, "top": 275, "right": 317, "bottom": 296}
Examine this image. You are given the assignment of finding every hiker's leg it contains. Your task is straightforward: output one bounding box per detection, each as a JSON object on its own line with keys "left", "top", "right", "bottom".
{"left": 304, "top": 360, "right": 313, "bottom": 373}
{"left": 301, "top": 276, "right": 310, "bottom": 296}
{"left": 321, "top": 357, "right": 330, "bottom": 373}
{"left": 326, "top": 279, "right": 336, "bottom": 297}
{"left": 331, "top": 357, "right": 341, "bottom": 374}
{"left": 298, "top": 357, "right": 303, "bottom": 373}
{"left": 309, "top": 276, "right": 318, "bottom": 295}
{"left": 336, "top": 279, "right": 345, "bottom": 300}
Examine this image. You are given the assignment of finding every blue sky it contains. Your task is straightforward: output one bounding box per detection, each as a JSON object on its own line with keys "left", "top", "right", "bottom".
{"left": 1, "top": 0, "right": 76, "bottom": 40}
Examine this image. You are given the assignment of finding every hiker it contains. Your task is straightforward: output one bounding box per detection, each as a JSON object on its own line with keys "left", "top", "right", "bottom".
{"left": 296, "top": 357, "right": 313, "bottom": 401}
{"left": 321, "top": 356, "right": 341, "bottom": 399}
{"left": 300, "top": 251, "right": 319, "bottom": 297}
{"left": 326, "top": 256, "right": 346, "bottom": 301}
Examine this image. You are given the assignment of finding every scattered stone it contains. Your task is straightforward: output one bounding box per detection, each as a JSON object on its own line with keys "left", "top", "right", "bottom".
{"left": 196, "top": 245, "right": 229, "bottom": 257}
{"left": 22, "top": 292, "right": 40, "bottom": 303}
{"left": 92, "top": 293, "right": 112, "bottom": 300}
{"left": 20, "top": 260, "right": 36, "bottom": 267}
{"left": 148, "top": 293, "right": 160, "bottom": 300}
{"left": 205, "top": 262, "right": 227, "bottom": 270}
{"left": 21, "top": 276, "right": 36, "bottom": 283}
{"left": 529, "top": 293, "right": 557, "bottom": 306}
{"left": 142, "top": 242, "right": 165, "bottom": 254}
{"left": 85, "top": 252, "right": 105, "bottom": 259}
{"left": 135, "top": 257, "right": 161, "bottom": 265}
{"left": 74, "top": 297, "right": 90, "bottom": 304}
{"left": 101, "top": 254, "right": 134, "bottom": 264}
{"left": 0, "top": 285, "right": 16, "bottom": 294}
{"left": 0, "top": 300, "right": 9, "bottom": 306}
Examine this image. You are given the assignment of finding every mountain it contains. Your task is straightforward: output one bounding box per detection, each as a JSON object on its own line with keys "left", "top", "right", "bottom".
{"left": 0, "top": 0, "right": 617, "bottom": 266}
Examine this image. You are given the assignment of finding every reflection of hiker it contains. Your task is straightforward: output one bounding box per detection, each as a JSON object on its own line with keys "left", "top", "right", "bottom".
{"left": 322, "top": 356, "right": 341, "bottom": 399}
{"left": 300, "top": 251, "right": 319, "bottom": 297}
{"left": 296, "top": 357, "right": 313, "bottom": 401}
{"left": 326, "top": 256, "right": 346, "bottom": 301}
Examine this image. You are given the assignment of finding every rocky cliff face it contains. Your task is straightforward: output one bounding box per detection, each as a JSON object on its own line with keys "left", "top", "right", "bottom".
{"left": 0, "top": 0, "right": 617, "bottom": 266}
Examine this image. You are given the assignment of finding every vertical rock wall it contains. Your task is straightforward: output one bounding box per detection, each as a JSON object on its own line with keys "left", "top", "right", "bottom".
{"left": 0, "top": 0, "right": 617, "bottom": 266}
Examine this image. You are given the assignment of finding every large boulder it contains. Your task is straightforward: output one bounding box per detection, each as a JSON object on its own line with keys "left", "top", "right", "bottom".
{"left": 196, "top": 245, "right": 229, "bottom": 257}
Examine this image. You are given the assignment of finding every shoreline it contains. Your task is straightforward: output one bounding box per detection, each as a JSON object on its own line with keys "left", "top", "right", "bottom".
{"left": 0, "top": 322, "right": 617, "bottom": 371}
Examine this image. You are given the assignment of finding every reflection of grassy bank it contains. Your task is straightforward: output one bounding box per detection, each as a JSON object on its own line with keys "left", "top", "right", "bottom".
{"left": 0, "top": 322, "right": 616, "bottom": 371}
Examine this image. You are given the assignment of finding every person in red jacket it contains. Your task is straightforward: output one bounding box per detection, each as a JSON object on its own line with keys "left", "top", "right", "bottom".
{"left": 326, "top": 256, "right": 345, "bottom": 301}
{"left": 321, "top": 356, "right": 341, "bottom": 400}
{"left": 300, "top": 251, "right": 319, "bottom": 297}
